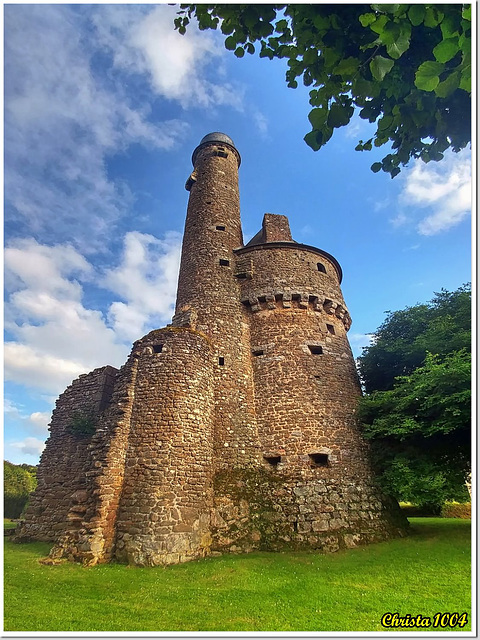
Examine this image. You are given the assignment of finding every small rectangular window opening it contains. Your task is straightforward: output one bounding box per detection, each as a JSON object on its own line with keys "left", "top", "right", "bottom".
{"left": 219, "top": 259, "right": 230, "bottom": 266}
{"left": 216, "top": 225, "right": 226, "bottom": 231}
{"left": 309, "top": 453, "right": 329, "bottom": 466}
{"left": 218, "top": 357, "right": 225, "bottom": 366}
{"left": 308, "top": 345, "right": 323, "bottom": 355}
{"left": 326, "top": 324, "right": 335, "bottom": 335}
{"left": 253, "top": 349, "right": 264, "bottom": 357}
{"left": 317, "top": 262, "right": 327, "bottom": 273}
{"left": 235, "top": 272, "right": 247, "bottom": 279}
{"left": 153, "top": 344, "right": 164, "bottom": 353}
{"left": 264, "top": 455, "right": 281, "bottom": 466}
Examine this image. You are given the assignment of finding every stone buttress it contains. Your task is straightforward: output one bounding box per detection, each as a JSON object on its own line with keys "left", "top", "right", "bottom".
{"left": 17, "top": 132, "right": 407, "bottom": 565}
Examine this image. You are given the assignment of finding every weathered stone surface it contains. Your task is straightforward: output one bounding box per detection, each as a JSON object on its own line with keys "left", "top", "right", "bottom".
{"left": 17, "top": 132, "right": 408, "bottom": 566}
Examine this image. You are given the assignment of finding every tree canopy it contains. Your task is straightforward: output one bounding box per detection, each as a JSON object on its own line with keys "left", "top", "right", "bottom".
{"left": 357, "top": 285, "right": 471, "bottom": 509}
{"left": 4, "top": 461, "right": 37, "bottom": 519}
{"left": 174, "top": 4, "right": 471, "bottom": 177}
{"left": 358, "top": 284, "right": 471, "bottom": 392}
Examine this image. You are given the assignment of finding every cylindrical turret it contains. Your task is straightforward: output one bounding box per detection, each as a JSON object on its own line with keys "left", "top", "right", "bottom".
{"left": 175, "top": 132, "right": 242, "bottom": 326}
{"left": 174, "top": 133, "right": 259, "bottom": 468}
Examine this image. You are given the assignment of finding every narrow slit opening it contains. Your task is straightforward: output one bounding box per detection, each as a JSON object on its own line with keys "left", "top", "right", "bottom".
{"left": 309, "top": 453, "right": 329, "bottom": 466}
{"left": 264, "top": 455, "right": 281, "bottom": 467}
{"left": 308, "top": 345, "right": 323, "bottom": 355}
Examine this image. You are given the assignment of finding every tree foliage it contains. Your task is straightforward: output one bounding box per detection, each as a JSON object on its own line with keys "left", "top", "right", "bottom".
{"left": 357, "top": 285, "right": 471, "bottom": 508}
{"left": 358, "top": 284, "right": 471, "bottom": 393}
{"left": 4, "top": 461, "right": 37, "bottom": 519}
{"left": 174, "top": 4, "right": 471, "bottom": 177}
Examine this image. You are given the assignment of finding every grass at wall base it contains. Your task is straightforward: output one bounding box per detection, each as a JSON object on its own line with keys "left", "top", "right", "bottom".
{"left": 4, "top": 518, "right": 471, "bottom": 632}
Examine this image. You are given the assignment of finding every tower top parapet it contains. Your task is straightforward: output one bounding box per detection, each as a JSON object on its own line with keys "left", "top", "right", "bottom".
{"left": 192, "top": 131, "right": 241, "bottom": 167}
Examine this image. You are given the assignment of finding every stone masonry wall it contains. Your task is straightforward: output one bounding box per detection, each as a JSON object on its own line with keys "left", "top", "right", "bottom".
{"left": 114, "top": 327, "right": 215, "bottom": 566}
{"left": 210, "top": 239, "right": 407, "bottom": 554}
{"left": 47, "top": 356, "right": 139, "bottom": 564}
{"left": 17, "top": 366, "right": 118, "bottom": 543}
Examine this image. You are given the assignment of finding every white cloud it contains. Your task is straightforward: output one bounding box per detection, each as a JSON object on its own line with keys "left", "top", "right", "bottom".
{"left": 4, "top": 400, "right": 51, "bottom": 436}
{"left": 252, "top": 110, "right": 269, "bottom": 138}
{"left": 91, "top": 5, "right": 243, "bottom": 110}
{"left": 9, "top": 438, "right": 46, "bottom": 458}
{"left": 5, "top": 5, "right": 244, "bottom": 253}
{"left": 103, "top": 231, "right": 182, "bottom": 341}
{"left": 401, "top": 149, "right": 471, "bottom": 235}
{"left": 4, "top": 233, "right": 181, "bottom": 395}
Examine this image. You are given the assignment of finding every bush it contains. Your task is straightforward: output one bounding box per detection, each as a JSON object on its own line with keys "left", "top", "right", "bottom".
{"left": 4, "top": 461, "right": 37, "bottom": 519}
{"left": 69, "top": 412, "right": 96, "bottom": 437}
{"left": 400, "top": 503, "right": 441, "bottom": 517}
{"left": 441, "top": 502, "right": 471, "bottom": 519}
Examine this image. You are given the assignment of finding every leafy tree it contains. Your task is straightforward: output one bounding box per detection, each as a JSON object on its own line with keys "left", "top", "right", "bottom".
{"left": 358, "top": 284, "right": 471, "bottom": 393}
{"left": 174, "top": 4, "right": 471, "bottom": 177}
{"left": 357, "top": 285, "right": 471, "bottom": 509}
{"left": 4, "top": 461, "right": 37, "bottom": 519}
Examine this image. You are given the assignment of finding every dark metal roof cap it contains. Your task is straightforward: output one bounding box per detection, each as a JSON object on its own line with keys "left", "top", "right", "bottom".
{"left": 200, "top": 132, "right": 236, "bottom": 147}
{"left": 192, "top": 132, "right": 241, "bottom": 166}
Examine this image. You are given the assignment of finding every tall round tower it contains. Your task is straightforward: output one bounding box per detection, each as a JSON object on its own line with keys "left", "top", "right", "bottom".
{"left": 174, "top": 133, "right": 259, "bottom": 467}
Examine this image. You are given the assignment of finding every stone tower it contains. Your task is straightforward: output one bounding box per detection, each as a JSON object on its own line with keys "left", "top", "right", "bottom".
{"left": 17, "top": 133, "right": 407, "bottom": 565}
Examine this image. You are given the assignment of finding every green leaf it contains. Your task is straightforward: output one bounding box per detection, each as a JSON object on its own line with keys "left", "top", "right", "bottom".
{"left": 234, "top": 46, "right": 245, "bottom": 58}
{"left": 408, "top": 5, "right": 425, "bottom": 26}
{"left": 378, "top": 115, "right": 393, "bottom": 131}
{"left": 440, "top": 15, "right": 460, "bottom": 38}
{"left": 304, "top": 130, "right": 322, "bottom": 151}
{"left": 434, "top": 71, "right": 461, "bottom": 98}
{"left": 386, "top": 32, "right": 411, "bottom": 59}
{"left": 371, "top": 162, "right": 382, "bottom": 173}
{"left": 459, "top": 65, "right": 471, "bottom": 92}
{"left": 462, "top": 5, "right": 471, "bottom": 21}
{"left": 379, "top": 21, "right": 401, "bottom": 45}
{"left": 327, "top": 103, "right": 353, "bottom": 128}
{"left": 333, "top": 56, "right": 359, "bottom": 77}
{"left": 424, "top": 7, "right": 444, "bottom": 28}
{"left": 433, "top": 37, "right": 460, "bottom": 63}
{"left": 415, "top": 61, "right": 445, "bottom": 91}
{"left": 308, "top": 108, "right": 327, "bottom": 129}
{"left": 359, "top": 12, "right": 376, "bottom": 27}
{"left": 225, "top": 36, "right": 237, "bottom": 51}
{"left": 369, "top": 15, "right": 388, "bottom": 34}
{"left": 370, "top": 55, "right": 394, "bottom": 81}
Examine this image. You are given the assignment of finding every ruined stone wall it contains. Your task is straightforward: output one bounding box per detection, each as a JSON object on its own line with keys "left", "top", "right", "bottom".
{"left": 113, "top": 327, "right": 215, "bottom": 566}
{"left": 17, "top": 366, "right": 118, "bottom": 542}
{"left": 175, "top": 141, "right": 259, "bottom": 468}
{"left": 47, "top": 357, "right": 139, "bottom": 564}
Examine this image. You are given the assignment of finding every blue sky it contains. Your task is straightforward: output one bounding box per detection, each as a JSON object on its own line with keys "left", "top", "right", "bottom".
{"left": 4, "top": 4, "right": 472, "bottom": 465}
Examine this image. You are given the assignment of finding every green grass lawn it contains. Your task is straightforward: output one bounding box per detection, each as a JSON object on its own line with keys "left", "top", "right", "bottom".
{"left": 4, "top": 518, "right": 471, "bottom": 632}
